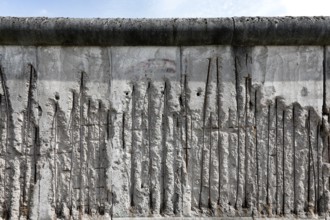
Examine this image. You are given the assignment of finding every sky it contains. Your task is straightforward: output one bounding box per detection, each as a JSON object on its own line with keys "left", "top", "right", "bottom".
{"left": 0, "top": 0, "right": 329, "bottom": 18}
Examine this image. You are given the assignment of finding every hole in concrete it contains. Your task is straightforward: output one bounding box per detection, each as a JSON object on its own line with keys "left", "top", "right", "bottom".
{"left": 301, "top": 86, "right": 308, "bottom": 97}
{"left": 38, "top": 105, "right": 43, "bottom": 117}
{"left": 99, "top": 206, "right": 105, "bottom": 215}
{"left": 196, "top": 88, "right": 202, "bottom": 97}
{"left": 55, "top": 93, "right": 60, "bottom": 100}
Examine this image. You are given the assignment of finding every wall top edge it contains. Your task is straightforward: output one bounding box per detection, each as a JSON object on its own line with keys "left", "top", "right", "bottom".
{"left": 1, "top": 16, "right": 330, "bottom": 46}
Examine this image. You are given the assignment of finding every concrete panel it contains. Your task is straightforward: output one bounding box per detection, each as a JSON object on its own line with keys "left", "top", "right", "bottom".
{"left": 0, "top": 44, "right": 327, "bottom": 219}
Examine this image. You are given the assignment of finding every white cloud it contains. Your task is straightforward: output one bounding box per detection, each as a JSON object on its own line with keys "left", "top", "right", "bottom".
{"left": 148, "top": 0, "right": 285, "bottom": 18}
{"left": 157, "top": 0, "right": 188, "bottom": 12}
{"left": 281, "top": 0, "right": 330, "bottom": 16}
{"left": 39, "top": 9, "right": 49, "bottom": 16}
{"left": 151, "top": 0, "right": 330, "bottom": 17}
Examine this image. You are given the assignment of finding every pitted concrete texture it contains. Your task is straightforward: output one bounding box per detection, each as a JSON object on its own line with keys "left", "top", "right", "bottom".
{"left": 0, "top": 16, "right": 330, "bottom": 220}
{"left": 0, "top": 45, "right": 328, "bottom": 219}
{"left": 1, "top": 17, "right": 330, "bottom": 46}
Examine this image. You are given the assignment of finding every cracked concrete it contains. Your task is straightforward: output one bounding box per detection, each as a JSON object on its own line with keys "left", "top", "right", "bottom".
{"left": 0, "top": 16, "right": 329, "bottom": 220}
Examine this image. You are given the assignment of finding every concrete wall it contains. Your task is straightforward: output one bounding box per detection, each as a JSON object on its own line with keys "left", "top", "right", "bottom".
{"left": 0, "top": 17, "right": 329, "bottom": 219}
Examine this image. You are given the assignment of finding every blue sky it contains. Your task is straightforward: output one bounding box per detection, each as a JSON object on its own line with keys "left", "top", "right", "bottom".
{"left": 0, "top": 0, "right": 329, "bottom": 18}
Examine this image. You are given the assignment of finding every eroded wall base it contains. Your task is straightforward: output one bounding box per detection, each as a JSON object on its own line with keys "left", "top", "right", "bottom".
{"left": 0, "top": 46, "right": 329, "bottom": 219}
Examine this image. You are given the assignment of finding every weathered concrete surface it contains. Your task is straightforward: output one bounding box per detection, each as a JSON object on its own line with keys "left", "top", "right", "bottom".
{"left": 1, "top": 17, "right": 330, "bottom": 46}
{"left": 0, "top": 45, "right": 328, "bottom": 219}
{"left": 0, "top": 17, "right": 329, "bottom": 220}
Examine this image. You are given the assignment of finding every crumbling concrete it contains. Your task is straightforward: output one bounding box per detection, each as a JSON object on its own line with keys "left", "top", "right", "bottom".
{"left": 0, "top": 17, "right": 329, "bottom": 219}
